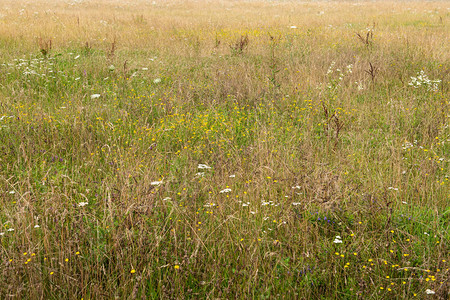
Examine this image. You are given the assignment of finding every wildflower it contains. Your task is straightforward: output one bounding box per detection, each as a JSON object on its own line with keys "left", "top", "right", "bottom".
{"left": 333, "top": 236, "right": 343, "bottom": 244}
{"left": 130, "top": 269, "right": 136, "bottom": 274}
{"left": 174, "top": 265, "right": 180, "bottom": 269}
{"left": 290, "top": 26, "right": 297, "bottom": 29}
{"left": 90, "top": 94, "right": 101, "bottom": 99}
{"left": 229, "top": 174, "right": 236, "bottom": 178}
{"left": 151, "top": 181, "right": 162, "bottom": 186}
{"left": 34, "top": 225, "right": 40, "bottom": 228}
{"left": 327, "top": 61, "right": 335, "bottom": 75}
{"left": 408, "top": 70, "right": 441, "bottom": 92}
{"left": 197, "top": 164, "right": 211, "bottom": 169}
{"left": 219, "top": 188, "right": 232, "bottom": 193}
{"left": 78, "top": 202, "right": 88, "bottom": 207}
{"left": 153, "top": 78, "right": 161, "bottom": 84}
{"left": 425, "top": 289, "right": 435, "bottom": 295}
{"left": 346, "top": 64, "right": 353, "bottom": 74}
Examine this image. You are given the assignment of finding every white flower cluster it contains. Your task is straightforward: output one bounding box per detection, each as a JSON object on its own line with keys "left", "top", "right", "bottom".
{"left": 326, "top": 62, "right": 354, "bottom": 90}
{"left": 408, "top": 70, "right": 441, "bottom": 92}
{"left": 197, "top": 164, "right": 211, "bottom": 169}
{"left": 333, "top": 236, "right": 343, "bottom": 244}
{"left": 402, "top": 140, "right": 417, "bottom": 150}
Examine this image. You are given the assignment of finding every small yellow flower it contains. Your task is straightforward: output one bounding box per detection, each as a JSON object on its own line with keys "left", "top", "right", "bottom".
{"left": 76, "top": 252, "right": 80, "bottom": 255}
{"left": 65, "top": 258, "right": 69, "bottom": 262}
{"left": 50, "top": 272, "right": 54, "bottom": 275}
{"left": 174, "top": 265, "right": 180, "bottom": 269}
{"left": 130, "top": 269, "right": 136, "bottom": 274}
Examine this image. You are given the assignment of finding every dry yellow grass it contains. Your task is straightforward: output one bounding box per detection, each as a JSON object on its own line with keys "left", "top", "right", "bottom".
{"left": 0, "top": 0, "right": 448, "bottom": 298}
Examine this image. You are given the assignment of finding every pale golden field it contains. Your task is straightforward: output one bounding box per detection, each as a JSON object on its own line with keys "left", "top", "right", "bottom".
{"left": 0, "top": 0, "right": 449, "bottom": 299}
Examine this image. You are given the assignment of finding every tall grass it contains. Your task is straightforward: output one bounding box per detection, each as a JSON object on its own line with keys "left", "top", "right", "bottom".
{"left": 0, "top": 0, "right": 448, "bottom": 298}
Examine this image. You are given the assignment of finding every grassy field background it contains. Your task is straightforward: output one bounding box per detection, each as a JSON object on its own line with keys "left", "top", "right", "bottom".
{"left": 0, "top": 0, "right": 449, "bottom": 298}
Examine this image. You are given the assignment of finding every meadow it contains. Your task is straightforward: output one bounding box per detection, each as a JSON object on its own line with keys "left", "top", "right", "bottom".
{"left": 0, "top": 0, "right": 448, "bottom": 298}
